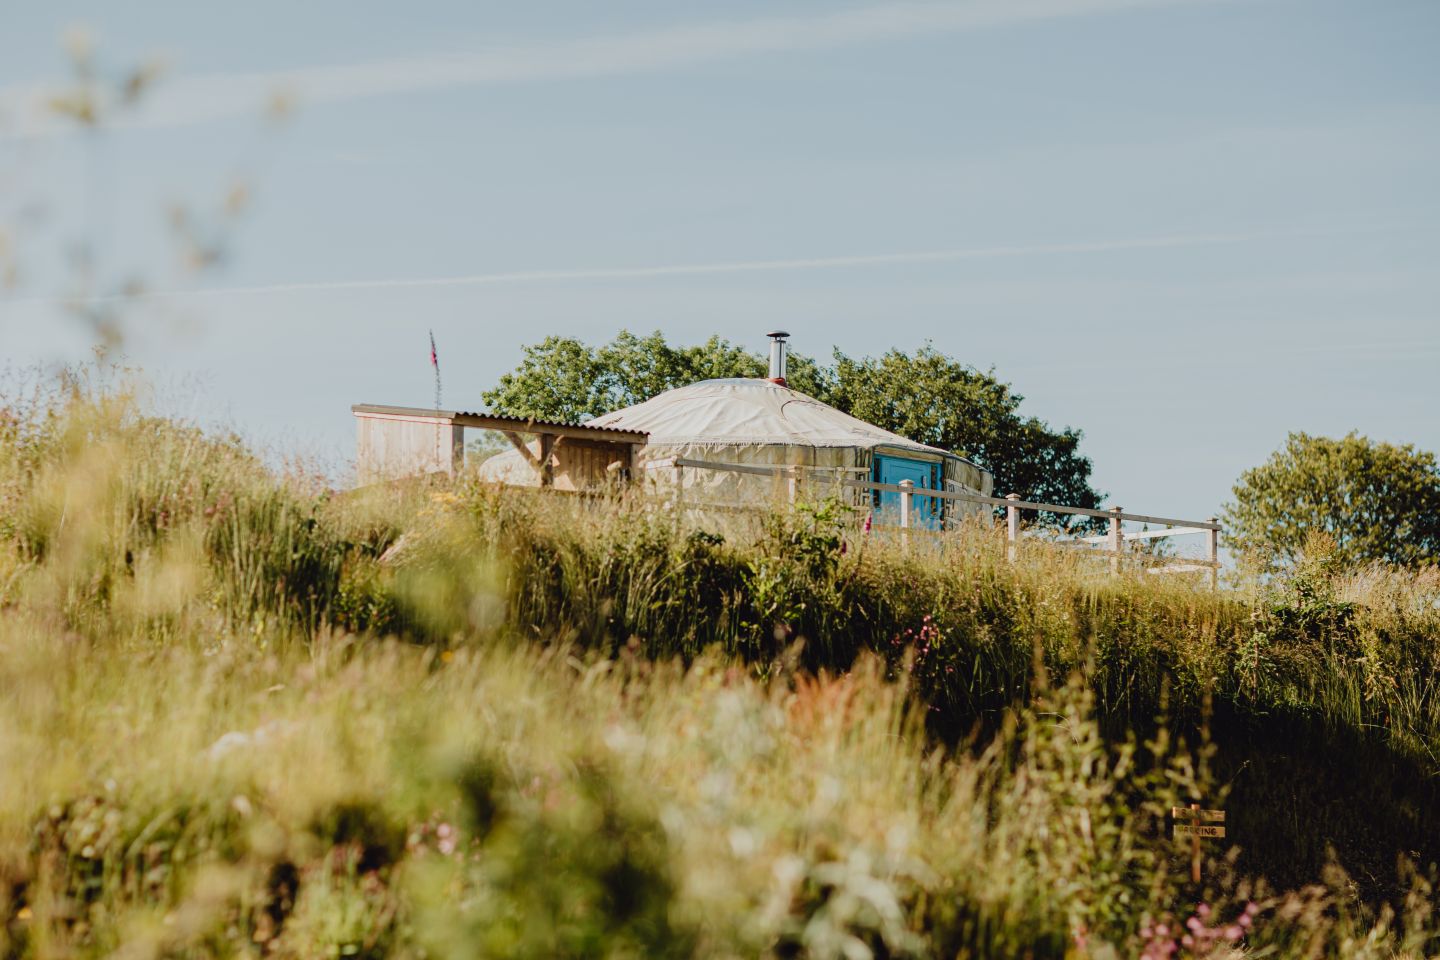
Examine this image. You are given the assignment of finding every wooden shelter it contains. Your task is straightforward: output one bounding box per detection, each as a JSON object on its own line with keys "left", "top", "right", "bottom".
{"left": 352, "top": 404, "right": 647, "bottom": 490}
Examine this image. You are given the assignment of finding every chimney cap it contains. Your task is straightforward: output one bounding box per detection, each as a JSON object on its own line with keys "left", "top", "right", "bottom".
{"left": 765, "top": 330, "right": 790, "bottom": 340}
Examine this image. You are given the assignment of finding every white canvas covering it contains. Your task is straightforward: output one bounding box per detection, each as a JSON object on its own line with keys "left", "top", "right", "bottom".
{"left": 477, "top": 379, "right": 993, "bottom": 516}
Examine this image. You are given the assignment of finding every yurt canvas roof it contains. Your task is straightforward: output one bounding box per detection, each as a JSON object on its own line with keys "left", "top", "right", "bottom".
{"left": 474, "top": 377, "right": 993, "bottom": 500}
{"left": 587, "top": 378, "right": 975, "bottom": 465}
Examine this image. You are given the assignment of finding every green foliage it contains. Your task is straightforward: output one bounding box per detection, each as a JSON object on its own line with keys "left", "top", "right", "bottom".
{"left": 205, "top": 489, "right": 353, "bottom": 634}
{"left": 412, "top": 758, "right": 689, "bottom": 959}
{"left": 1223, "top": 432, "right": 1440, "bottom": 573}
{"left": 824, "top": 345, "right": 1103, "bottom": 528}
{"left": 6, "top": 633, "right": 1434, "bottom": 959}
{"left": 740, "top": 498, "right": 850, "bottom": 659}
{"left": 481, "top": 335, "right": 618, "bottom": 424}
{"left": 354, "top": 487, "right": 1440, "bottom": 898}
{"left": 480, "top": 331, "right": 1103, "bottom": 527}
{"left": 1263, "top": 537, "right": 1357, "bottom": 645}
{"left": 481, "top": 330, "right": 832, "bottom": 424}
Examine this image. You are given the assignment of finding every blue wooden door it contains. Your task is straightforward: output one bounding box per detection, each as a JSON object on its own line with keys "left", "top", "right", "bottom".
{"left": 873, "top": 455, "right": 942, "bottom": 529}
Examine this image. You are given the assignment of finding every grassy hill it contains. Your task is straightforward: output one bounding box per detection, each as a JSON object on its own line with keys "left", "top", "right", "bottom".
{"left": 2, "top": 385, "right": 1438, "bottom": 958}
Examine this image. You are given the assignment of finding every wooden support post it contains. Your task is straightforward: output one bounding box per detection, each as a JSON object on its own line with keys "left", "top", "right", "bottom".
{"left": 502, "top": 430, "right": 546, "bottom": 484}
{"left": 674, "top": 462, "right": 684, "bottom": 518}
{"left": 788, "top": 466, "right": 802, "bottom": 505}
{"left": 1006, "top": 493, "right": 1020, "bottom": 563}
{"left": 1207, "top": 518, "right": 1219, "bottom": 591}
{"left": 449, "top": 424, "right": 465, "bottom": 474}
{"left": 1108, "top": 506, "right": 1124, "bottom": 575}
{"left": 538, "top": 434, "right": 555, "bottom": 487}
{"left": 899, "top": 479, "right": 913, "bottom": 551}
{"left": 1190, "top": 802, "right": 1202, "bottom": 884}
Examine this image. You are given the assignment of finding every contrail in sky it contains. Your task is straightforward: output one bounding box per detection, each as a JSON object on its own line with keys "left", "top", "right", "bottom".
{"left": 1, "top": 0, "right": 1233, "bottom": 138}
{"left": 23, "top": 232, "right": 1254, "bottom": 305}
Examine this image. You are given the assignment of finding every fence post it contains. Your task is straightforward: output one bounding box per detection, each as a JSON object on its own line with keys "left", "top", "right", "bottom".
{"left": 674, "top": 462, "right": 684, "bottom": 519}
{"left": 1108, "top": 506, "right": 1124, "bottom": 575}
{"left": 899, "top": 479, "right": 913, "bottom": 551}
{"left": 1207, "top": 517, "right": 1219, "bottom": 591}
{"left": 1006, "top": 493, "right": 1020, "bottom": 563}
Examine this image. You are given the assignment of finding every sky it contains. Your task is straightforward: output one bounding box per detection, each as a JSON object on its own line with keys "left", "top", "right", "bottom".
{"left": 1, "top": 0, "right": 1437, "bottom": 528}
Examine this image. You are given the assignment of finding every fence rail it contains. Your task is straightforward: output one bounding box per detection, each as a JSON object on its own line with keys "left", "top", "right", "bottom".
{"left": 643, "top": 456, "right": 1221, "bottom": 586}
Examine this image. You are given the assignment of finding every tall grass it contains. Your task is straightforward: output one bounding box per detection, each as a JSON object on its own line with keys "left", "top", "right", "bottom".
{"left": 2, "top": 381, "right": 1439, "bottom": 957}
{"left": 368, "top": 478, "right": 1440, "bottom": 895}
{"left": 6, "top": 626, "right": 1435, "bottom": 959}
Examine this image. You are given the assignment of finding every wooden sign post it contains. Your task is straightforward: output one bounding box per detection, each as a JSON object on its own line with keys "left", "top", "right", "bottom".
{"left": 1172, "top": 803, "right": 1226, "bottom": 883}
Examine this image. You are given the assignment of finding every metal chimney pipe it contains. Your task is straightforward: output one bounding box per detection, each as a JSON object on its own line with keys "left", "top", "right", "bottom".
{"left": 766, "top": 330, "right": 790, "bottom": 385}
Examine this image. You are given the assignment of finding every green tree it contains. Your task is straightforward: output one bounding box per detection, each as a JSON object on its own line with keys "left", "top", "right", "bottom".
{"left": 482, "top": 331, "right": 1102, "bottom": 525}
{"left": 1222, "top": 432, "right": 1440, "bottom": 572}
{"left": 822, "top": 346, "right": 1102, "bottom": 526}
{"left": 483, "top": 336, "right": 615, "bottom": 424}
{"left": 481, "top": 330, "right": 829, "bottom": 422}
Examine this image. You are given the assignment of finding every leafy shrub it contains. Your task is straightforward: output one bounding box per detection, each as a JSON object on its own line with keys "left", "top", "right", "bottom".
{"left": 411, "top": 757, "right": 690, "bottom": 960}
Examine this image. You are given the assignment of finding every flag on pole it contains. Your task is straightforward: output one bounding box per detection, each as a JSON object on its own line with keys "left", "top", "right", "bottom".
{"left": 429, "top": 330, "right": 442, "bottom": 412}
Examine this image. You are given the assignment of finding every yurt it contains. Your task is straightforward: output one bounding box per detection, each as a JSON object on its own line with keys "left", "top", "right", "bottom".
{"left": 477, "top": 334, "right": 993, "bottom": 527}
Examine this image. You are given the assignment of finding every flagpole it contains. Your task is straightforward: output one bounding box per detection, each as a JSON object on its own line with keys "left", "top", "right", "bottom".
{"left": 429, "top": 330, "right": 442, "bottom": 469}
{"left": 429, "top": 330, "right": 441, "bottom": 412}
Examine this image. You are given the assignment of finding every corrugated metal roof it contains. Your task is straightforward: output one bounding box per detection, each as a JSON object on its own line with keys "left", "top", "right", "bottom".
{"left": 351, "top": 404, "right": 648, "bottom": 440}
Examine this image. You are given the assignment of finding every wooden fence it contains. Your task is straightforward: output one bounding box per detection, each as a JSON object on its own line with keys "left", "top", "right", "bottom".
{"left": 644, "top": 456, "right": 1221, "bottom": 586}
